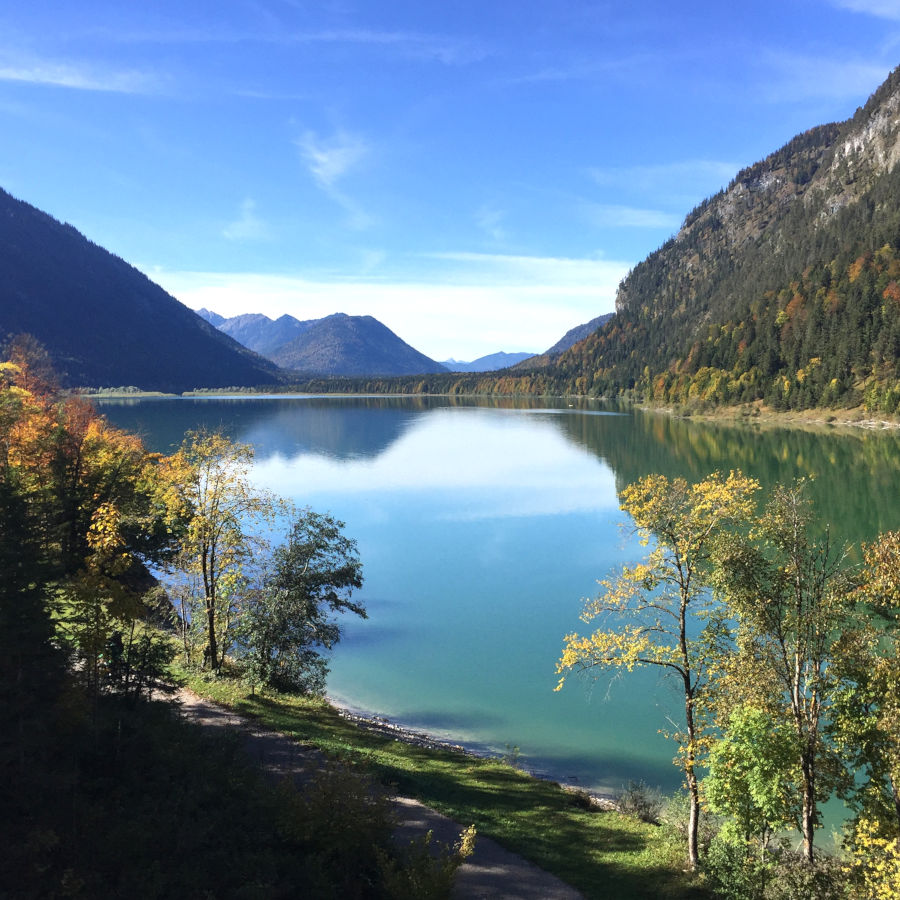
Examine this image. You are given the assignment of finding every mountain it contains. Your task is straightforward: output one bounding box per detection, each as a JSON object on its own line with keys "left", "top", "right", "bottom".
{"left": 502, "top": 313, "right": 616, "bottom": 373}
{"left": 442, "top": 351, "right": 536, "bottom": 372}
{"left": 270, "top": 313, "right": 449, "bottom": 377}
{"left": 545, "top": 314, "right": 614, "bottom": 356}
{"left": 215, "top": 313, "right": 314, "bottom": 357}
{"left": 0, "top": 188, "right": 282, "bottom": 392}
{"left": 517, "top": 66, "right": 900, "bottom": 411}
{"left": 196, "top": 308, "right": 226, "bottom": 327}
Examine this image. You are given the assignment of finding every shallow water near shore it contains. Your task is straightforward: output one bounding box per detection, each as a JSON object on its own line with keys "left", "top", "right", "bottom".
{"left": 99, "top": 395, "right": 900, "bottom": 797}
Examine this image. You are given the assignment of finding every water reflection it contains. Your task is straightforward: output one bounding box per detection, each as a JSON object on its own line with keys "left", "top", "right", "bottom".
{"left": 556, "top": 410, "right": 900, "bottom": 545}
{"left": 96, "top": 396, "right": 426, "bottom": 460}
{"left": 250, "top": 408, "right": 621, "bottom": 521}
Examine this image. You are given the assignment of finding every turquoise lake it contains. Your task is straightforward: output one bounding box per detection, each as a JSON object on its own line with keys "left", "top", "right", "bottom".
{"left": 98, "top": 396, "right": 900, "bottom": 796}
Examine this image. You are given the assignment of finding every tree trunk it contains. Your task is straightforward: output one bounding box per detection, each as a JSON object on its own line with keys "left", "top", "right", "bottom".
{"left": 201, "top": 545, "right": 219, "bottom": 671}
{"left": 206, "top": 601, "right": 218, "bottom": 671}
{"left": 686, "top": 769, "right": 700, "bottom": 870}
{"left": 800, "top": 753, "right": 816, "bottom": 862}
{"left": 684, "top": 681, "right": 700, "bottom": 870}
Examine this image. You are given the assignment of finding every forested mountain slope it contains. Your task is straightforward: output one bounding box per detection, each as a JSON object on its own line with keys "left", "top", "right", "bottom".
{"left": 523, "top": 66, "right": 900, "bottom": 411}
{"left": 0, "top": 188, "right": 282, "bottom": 392}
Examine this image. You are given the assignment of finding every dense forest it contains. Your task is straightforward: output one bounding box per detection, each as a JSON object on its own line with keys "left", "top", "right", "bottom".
{"left": 525, "top": 67, "right": 900, "bottom": 411}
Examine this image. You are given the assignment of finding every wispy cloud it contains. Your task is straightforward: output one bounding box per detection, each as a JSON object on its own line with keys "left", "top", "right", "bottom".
{"left": 298, "top": 129, "right": 369, "bottom": 189}
{"left": 288, "top": 30, "right": 488, "bottom": 65}
{"left": 0, "top": 53, "right": 160, "bottom": 94}
{"left": 589, "top": 160, "right": 738, "bottom": 194}
{"left": 86, "top": 26, "right": 488, "bottom": 65}
{"left": 297, "top": 129, "right": 373, "bottom": 229}
{"left": 829, "top": 0, "right": 900, "bottom": 20}
{"left": 222, "top": 198, "right": 271, "bottom": 242}
{"left": 475, "top": 205, "right": 507, "bottom": 242}
{"left": 760, "top": 52, "right": 892, "bottom": 102}
{"left": 424, "top": 251, "right": 630, "bottom": 287}
{"left": 587, "top": 159, "right": 738, "bottom": 214}
{"left": 502, "top": 53, "right": 654, "bottom": 87}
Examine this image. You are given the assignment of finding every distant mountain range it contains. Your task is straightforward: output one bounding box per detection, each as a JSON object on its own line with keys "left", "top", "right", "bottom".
{"left": 0, "top": 188, "right": 281, "bottom": 392}
{"left": 441, "top": 351, "right": 536, "bottom": 372}
{"left": 200, "top": 307, "right": 616, "bottom": 377}
{"left": 197, "top": 310, "right": 449, "bottom": 377}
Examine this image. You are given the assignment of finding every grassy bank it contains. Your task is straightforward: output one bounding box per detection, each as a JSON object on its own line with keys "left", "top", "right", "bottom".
{"left": 177, "top": 669, "right": 705, "bottom": 900}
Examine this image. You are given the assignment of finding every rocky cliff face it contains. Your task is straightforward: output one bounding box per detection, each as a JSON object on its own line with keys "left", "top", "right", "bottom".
{"left": 613, "top": 67, "right": 900, "bottom": 324}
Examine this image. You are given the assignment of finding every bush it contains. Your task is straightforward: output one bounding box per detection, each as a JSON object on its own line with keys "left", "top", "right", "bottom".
{"left": 765, "top": 850, "right": 849, "bottom": 900}
{"left": 704, "top": 839, "right": 851, "bottom": 900}
{"left": 616, "top": 779, "right": 664, "bottom": 824}
{"left": 377, "top": 825, "right": 476, "bottom": 900}
{"left": 660, "top": 790, "right": 718, "bottom": 854}
{"left": 704, "top": 837, "right": 774, "bottom": 900}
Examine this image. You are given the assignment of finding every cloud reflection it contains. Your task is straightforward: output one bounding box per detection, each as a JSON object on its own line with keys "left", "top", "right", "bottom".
{"left": 251, "top": 408, "right": 620, "bottom": 519}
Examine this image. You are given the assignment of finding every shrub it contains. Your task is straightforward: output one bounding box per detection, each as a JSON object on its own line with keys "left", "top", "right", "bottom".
{"left": 616, "top": 779, "right": 664, "bottom": 824}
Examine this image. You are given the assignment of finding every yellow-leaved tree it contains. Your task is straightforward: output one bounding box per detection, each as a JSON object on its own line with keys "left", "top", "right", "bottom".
{"left": 556, "top": 470, "right": 759, "bottom": 870}
{"left": 157, "top": 430, "right": 283, "bottom": 672}
{"left": 835, "top": 530, "right": 900, "bottom": 898}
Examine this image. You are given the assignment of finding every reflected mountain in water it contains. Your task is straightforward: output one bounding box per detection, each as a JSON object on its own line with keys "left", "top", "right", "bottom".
{"left": 99, "top": 396, "right": 900, "bottom": 551}
{"left": 96, "top": 396, "right": 433, "bottom": 461}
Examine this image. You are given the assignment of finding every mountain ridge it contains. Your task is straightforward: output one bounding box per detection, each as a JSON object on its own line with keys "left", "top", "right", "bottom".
{"left": 199, "top": 309, "right": 448, "bottom": 377}
{"left": 271, "top": 313, "right": 448, "bottom": 377}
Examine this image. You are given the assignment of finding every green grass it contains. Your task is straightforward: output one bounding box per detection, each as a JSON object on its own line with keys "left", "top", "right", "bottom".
{"left": 176, "top": 668, "right": 706, "bottom": 900}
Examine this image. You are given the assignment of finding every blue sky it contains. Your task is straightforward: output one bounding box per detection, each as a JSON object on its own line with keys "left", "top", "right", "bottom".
{"left": 1, "top": 1, "right": 898, "bottom": 360}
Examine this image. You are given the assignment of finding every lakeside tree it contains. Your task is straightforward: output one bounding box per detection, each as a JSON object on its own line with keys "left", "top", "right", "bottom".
{"left": 245, "top": 508, "right": 365, "bottom": 694}
{"left": 833, "top": 531, "right": 900, "bottom": 895}
{"left": 158, "top": 430, "right": 281, "bottom": 672}
{"left": 710, "top": 480, "right": 858, "bottom": 863}
{"left": 556, "top": 470, "right": 759, "bottom": 870}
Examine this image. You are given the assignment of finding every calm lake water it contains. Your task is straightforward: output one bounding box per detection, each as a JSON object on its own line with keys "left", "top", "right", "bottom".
{"left": 98, "top": 396, "right": 900, "bottom": 796}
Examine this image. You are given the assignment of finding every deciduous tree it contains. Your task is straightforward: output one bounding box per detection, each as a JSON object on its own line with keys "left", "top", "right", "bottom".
{"left": 158, "top": 430, "right": 281, "bottom": 672}
{"left": 711, "top": 480, "right": 857, "bottom": 862}
{"left": 556, "top": 470, "right": 759, "bottom": 869}
{"left": 245, "top": 508, "right": 365, "bottom": 694}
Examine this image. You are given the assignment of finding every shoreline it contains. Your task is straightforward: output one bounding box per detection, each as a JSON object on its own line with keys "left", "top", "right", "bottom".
{"left": 638, "top": 400, "right": 900, "bottom": 431}
{"left": 326, "top": 693, "right": 619, "bottom": 811}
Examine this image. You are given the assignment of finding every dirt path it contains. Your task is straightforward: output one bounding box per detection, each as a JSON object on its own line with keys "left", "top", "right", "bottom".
{"left": 175, "top": 689, "right": 584, "bottom": 900}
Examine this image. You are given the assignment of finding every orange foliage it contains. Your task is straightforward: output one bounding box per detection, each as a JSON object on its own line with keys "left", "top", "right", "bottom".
{"left": 848, "top": 254, "right": 869, "bottom": 283}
